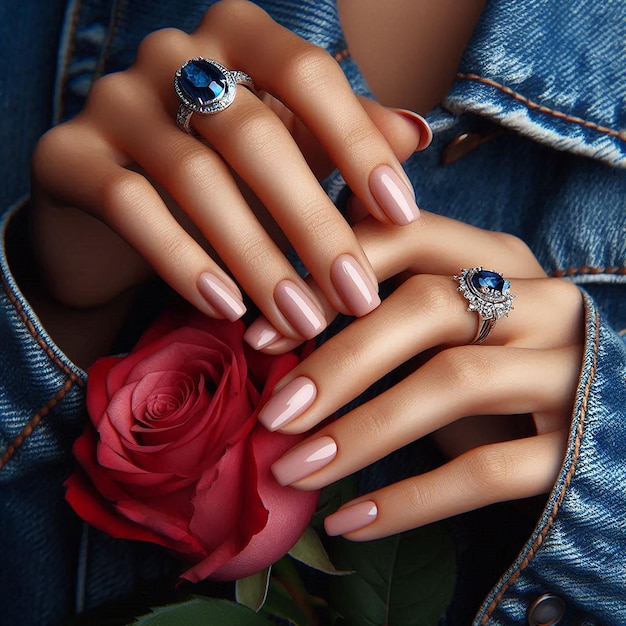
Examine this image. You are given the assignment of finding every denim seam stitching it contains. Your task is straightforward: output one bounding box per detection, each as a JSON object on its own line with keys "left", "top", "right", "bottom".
{"left": 54, "top": 0, "right": 83, "bottom": 124}
{"left": 479, "top": 308, "right": 599, "bottom": 623}
{"left": 0, "top": 378, "right": 77, "bottom": 470}
{"left": 457, "top": 73, "right": 626, "bottom": 142}
{"left": 334, "top": 48, "right": 349, "bottom": 62}
{"left": 95, "top": 0, "right": 125, "bottom": 78}
{"left": 551, "top": 265, "right": 626, "bottom": 278}
{"left": 1, "top": 274, "right": 85, "bottom": 384}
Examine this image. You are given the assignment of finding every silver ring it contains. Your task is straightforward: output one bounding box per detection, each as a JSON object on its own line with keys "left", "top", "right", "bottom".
{"left": 174, "top": 57, "right": 254, "bottom": 133}
{"left": 454, "top": 267, "right": 514, "bottom": 344}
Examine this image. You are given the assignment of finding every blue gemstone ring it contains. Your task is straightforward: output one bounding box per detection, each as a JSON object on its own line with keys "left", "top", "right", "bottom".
{"left": 454, "top": 267, "right": 515, "bottom": 344}
{"left": 174, "top": 57, "right": 255, "bottom": 133}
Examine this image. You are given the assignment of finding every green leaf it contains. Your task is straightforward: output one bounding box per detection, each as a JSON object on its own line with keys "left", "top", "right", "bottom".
{"left": 261, "top": 579, "right": 311, "bottom": 626}
{"left": 235, "top": 567, "right": 271, "bottom": 612}
{"left": 329, "top": 524, "right": 456, "bottom": 626}
{"left": 132, "top": 597, "right": 274, "bottom": 625}
{"left": 288, "top": 527, "right": 352, "bottom": 575}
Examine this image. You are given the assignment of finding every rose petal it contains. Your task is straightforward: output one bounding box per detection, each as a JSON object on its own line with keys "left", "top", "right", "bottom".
{"left": 86, "top": 356, "right": 124, "bottom": 427}
{"left": 182, "top": 439, "right": 268, "bottom": 580}
{"left": 64, "top": 472, "right": 172, "bottom": 547}
{"left": 209, "top": 426, "right": 319, "bottom": 581}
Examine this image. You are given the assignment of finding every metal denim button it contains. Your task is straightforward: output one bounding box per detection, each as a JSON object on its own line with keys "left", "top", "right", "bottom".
{"left": 527, "top": 593, "right": 566, "bottom": 625}
{"left": 440, "top": 130, "right": 504, "bottom": 165}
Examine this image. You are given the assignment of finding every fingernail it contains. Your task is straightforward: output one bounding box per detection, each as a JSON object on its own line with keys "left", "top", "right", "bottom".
{"left": 274, "top": 280, "right": 326, "bottom": 339}
{"left": 271, "top": 436, "right": 337, "bottom": 486}
{"left": 370, "top": 164, "right": 420, "bottom": 225}
{"left": 324, "top": 500, "right": 378, "bottom": 536}
{"left": 197, "top": 273, "right": 246, "bottom": 321}
{"left": 330, "top": 254, "right": 380, "bottom": 317}
{"left": 390, "top": 108, "right": 433, "bottom": 151}
{"left": 259, "top": 376, "right": 317, "bottom": 431}
{"left": 244, "top": 317, "right": 282, "bottom": 350}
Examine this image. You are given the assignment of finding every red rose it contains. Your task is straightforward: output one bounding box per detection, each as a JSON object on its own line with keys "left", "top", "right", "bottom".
{"left": 65, "top": 308, "right": 319, "bottom": 582}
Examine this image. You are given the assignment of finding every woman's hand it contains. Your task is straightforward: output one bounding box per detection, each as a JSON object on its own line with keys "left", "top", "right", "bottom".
{"left": 30, "top": 0, "right": 428, "bottom": 343}
{"left": 255, "top": 211, "right": 584, "bottom": 539}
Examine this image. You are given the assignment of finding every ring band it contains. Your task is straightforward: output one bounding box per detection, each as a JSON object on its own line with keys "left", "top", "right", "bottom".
{"left": 174, "top": 57, "right": 254, "bottom": 133}
{"left": 454, "top": 267, "right": 515, "bottom": 344}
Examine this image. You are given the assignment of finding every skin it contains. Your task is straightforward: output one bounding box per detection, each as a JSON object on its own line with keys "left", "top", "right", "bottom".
{"left": 20, "top": 0, "right": 584, "bottom": 540}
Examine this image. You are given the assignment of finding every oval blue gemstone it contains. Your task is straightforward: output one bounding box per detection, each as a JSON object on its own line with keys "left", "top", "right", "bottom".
{"left": 180, "top": 59, "right": 227, "bottom": 106}
{"left": 471, "top": 270, "right": 509, "bottom": 295}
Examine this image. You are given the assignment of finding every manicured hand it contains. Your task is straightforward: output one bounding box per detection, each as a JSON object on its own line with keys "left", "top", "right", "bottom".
{"left": 30, "top": 0, "right": 429, "bottom": 343}
{"left": 256, "top": 211, "right": 583, "bottom": 538}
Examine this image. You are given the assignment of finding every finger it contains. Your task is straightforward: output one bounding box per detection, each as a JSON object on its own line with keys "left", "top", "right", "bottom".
{"left": 243, "top": 209, "right": 556, "bottom": 352}
{"left": 324, "top": 429, "right": 567, "bottom": 540}
{"left": 259, "top": 94, "right": 426, "bottom": 182}
{"left": 270, "top": 344, "right": 580, "bottom": 491}
{"left": 256, "top": 275, "right": 582, "bottom": 433}
{"left": 32, "top": 122, "right": 246, "bottom": 320}
{"left": 97, "top": 84, "right": 330, "bottom": 341}
{"left": 197, "top": 1, "right": 422, "bottom": 226}
{"left": 126, "top": 30, "right": 382, "bottom": 320}
{"left": 353, "top": 209, "right": 548, "bottom": 280}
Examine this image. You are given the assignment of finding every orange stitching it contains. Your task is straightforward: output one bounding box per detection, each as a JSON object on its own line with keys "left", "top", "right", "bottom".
{"left": 480, "top": 308, "right": 599, "bottom": 623}
{"left": 334, "top": 48, "right": 350, "bottom": 63}
{"left": 457, "top": 73, "right": 626, "bottom": 142}
{"left": 551, "top": 266, "right": 626, "bottom": 278}
{"left": 0, "top": 378, "right": 77, "bottom": 470}
{"left": 1, "top": 273, "right": 84, "bottom": 385}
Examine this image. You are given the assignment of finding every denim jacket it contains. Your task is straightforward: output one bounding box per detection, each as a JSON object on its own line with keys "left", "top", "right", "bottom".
{"left": 1, "top": 1, "right": 625, "bottom": 624}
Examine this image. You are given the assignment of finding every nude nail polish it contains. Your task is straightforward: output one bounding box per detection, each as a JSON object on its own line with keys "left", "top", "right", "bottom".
{"left": 390, "top": 108, "right": 433, "bottom": 151}
{"left": 369, "top": 164, "right": 420, "bottom": 225}
{"left": 197, "top": 273, "right": 246, "bottom": 321}
{"left": 330, "top": 254, "right": 380, "bottom": 317}
{"left": 274, "top": 280, "right": 325, "bottom": 339}
{"left": 244, "top": 317, "right": 281, "bottom": 350}
{"left": 324, "top": 500, "right": 378, "bottom": 536}
{"left": 271, "top": 436, "right": 337, "bottom": 486}
{"left": 258, "top": 376, "right": 317, "bottom": 431}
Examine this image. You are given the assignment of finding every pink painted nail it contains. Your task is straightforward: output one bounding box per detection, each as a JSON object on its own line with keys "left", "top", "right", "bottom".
{"left": 197, "top": 273, "right": 246, "bottom": 321}
{"left": 258, "top": 376, "right": 317, "bottom": 431}
{"left": 369, "top": 164, "right": 420, "bottom": 225}
{"left": 390, "top": 108, "right": 433, "bottom": 151}
{"left": 244, "top": 317, "right": 281, "bottom": 350}
{"left": 330, "top": 254, "right": 380, "bottom": 317}
{"left": 324, "top": 500, "right": 378, "bottom": 536}
{"left": 271, "top": 436, "right": 337, "bottom": 486}
{"left": 274, "top": 280, "right": 325, "bottom": 339}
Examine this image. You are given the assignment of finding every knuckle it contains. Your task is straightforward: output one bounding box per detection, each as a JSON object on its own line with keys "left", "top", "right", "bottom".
{"left": 84, "top": 72, "right": 136, "bottom": 117}
{"left": 349, "top": 402, "right": 394, "bottom": 445}
{"left": 230, "top": 107, "right": 283, "bottom": 154}
{"left": 202, "top": 0, "right": 246, "bottom": 24}
{"left": 319, "top": 334, "right": 364, "bottom": 377}
{"left": 199, "top": 0, "right": 263, "bottom": 37}
{"left": 336, "top": 119, "right": 378, "bottom": 155}
{"left": 494, "top": 231, "right": 534, "bottom": 262}
{"left": 402, "top": 480, "right": 439, "bottom": 518}
{"left": 282, "top": 45, "right": 336, "bottom": 88}
{"left": 31, "top": 126, "right": 74, "bottom": 182}
{"left": 156, "top": 230, "right": 192, "bottom": 266}
{"left": 172, "top": 147, "right": 219, "bottom": 187}
{"left": 434, "top": 347, "right": 494, "bottom": 393}
{"left": 237, "top": 234, "right": 274, "bottom": 269}
{"left": 297, "top": 200, "right": 343, "bottom": 244}
{"left": 464, "top": 445, "right": 512, "bottom": 493}
{"left": 135, "top": 28, "right": 187, "bottom": 65}
{"left": 101, "top": 171, "right": 150, "bottom": 221}
{"left": 410, "top": 275, "right": 459, "bottom": 320}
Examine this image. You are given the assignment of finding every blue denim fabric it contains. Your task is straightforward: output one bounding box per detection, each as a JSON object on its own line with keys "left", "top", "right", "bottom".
{"left": 444, "top": 0, "right": 626, "bottom": 168}
{"left": 0, "top": 1, "right": 625, "bottom": 625}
